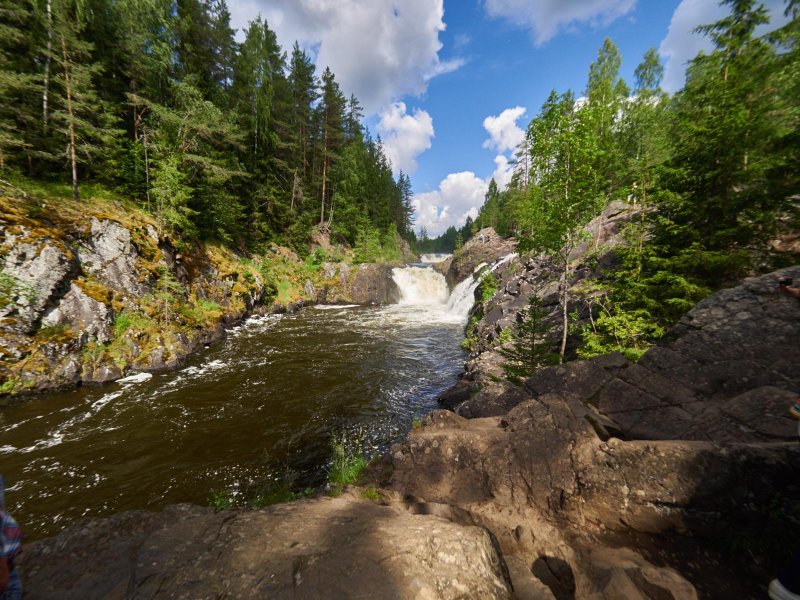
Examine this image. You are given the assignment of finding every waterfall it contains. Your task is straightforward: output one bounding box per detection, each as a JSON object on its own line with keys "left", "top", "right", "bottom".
{"left": 391, "top": 267, "right": 449, "bottom": 305}
{"left": 389, "top": 252, "right": 517, "bottom": 323}
{"left": 420, "top": 253, "right": 452, "bottom": 264}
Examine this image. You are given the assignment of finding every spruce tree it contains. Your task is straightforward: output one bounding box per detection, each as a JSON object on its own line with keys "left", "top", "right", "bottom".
{"left": 499, "top": 295, "right": 557, "bottom": 384}
{"left": 0, "top": 0, "right": 39, "bottom": 170}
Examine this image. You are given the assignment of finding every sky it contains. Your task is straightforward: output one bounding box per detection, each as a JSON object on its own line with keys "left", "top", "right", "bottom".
{"left": 226, "top": 0, "right": 790, "bottom": 237}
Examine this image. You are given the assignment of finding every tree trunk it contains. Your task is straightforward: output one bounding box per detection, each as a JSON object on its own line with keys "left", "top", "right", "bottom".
{"left": 61, "top": 34, "right": 79, "bottom": 201}
{"left": 42, "top": 0, "right": 52, "bottom": 131}
{"left": 320, "top": 128, "right": 327, "bottom": 227}
{"left": 559, "top": 265, "right": 568, "bottom": 363}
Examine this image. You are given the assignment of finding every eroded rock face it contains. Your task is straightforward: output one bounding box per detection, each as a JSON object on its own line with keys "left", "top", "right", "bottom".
{"left": 77, "top": 218, "right": 146, "bottom": 295}
{"left": 40, "top": 283, "right": 112, "bottom": 344}
{"left": 21, "top": 496, "right": 513, "bottom": 600}
{"left": 318, "top": 263, "right": 400, "bottom": 305}
{"left": 1, "top": 235, "right": 74, "bottom": 333}
{"left": 446, "top": 227, "right": 517, "bottom": 286}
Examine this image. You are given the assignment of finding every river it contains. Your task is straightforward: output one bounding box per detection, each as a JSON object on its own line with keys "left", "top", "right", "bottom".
{"left": 0, "top": 261, "right": 495, "bottom": 540}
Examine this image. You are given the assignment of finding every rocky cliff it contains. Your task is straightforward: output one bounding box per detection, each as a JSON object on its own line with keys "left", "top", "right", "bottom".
{"left": 0, "top": 195, "right": 404, "bottom": 397}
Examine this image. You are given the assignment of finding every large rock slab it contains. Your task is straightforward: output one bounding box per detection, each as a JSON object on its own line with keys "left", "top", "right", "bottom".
{"left": 21, "top": 496, "right": 513, "bottom": 600}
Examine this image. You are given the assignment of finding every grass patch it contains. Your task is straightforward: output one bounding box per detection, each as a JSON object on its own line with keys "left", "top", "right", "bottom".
{"left": 327, "top": 429, "right": 370, "bottom": 495}
{"left": 251, "top": 482, "right": 314, "bottom": 507}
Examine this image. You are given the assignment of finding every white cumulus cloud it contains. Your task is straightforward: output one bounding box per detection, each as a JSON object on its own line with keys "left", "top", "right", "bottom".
{"left": 482, "top": 106, "right": 527, "bottom": 154}
{"left": 228, "top": 0, "right": 463, "bottom": 114}
{"left": 377, "top": 102, "right": 434, "bottom": 175}
{"left": 483, "top": 0, "right": 637, "bottom": 46}
{"left": 659, "top": 0, "right": 790, "bottom": 93}
{"left": 413, "top": 172, "right": 488, "bottom": 237}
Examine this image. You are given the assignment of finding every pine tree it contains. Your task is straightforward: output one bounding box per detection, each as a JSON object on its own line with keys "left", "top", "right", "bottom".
{"left": 317, "top": 66, "right": 346, "bottom": 228}
{"left": 48, "top": 0, "right": 121, "bottom": 199}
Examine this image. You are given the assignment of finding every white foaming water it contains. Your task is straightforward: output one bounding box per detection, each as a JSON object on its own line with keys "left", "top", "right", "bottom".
{"left": 392, "top": 267, "right": 450, "bottom": 306}
{"left": 116, "top": 372, "right": 152, "bottom": 385}
{"left": 420, "top": 253, "right": 452, "bottom": 264}
{"left": 387, "top": 253, "right": 518, "bottom": 325}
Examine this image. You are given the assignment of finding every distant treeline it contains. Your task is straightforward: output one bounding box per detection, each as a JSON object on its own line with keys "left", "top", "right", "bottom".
{"left": 468, "top": 0, "right": 799, "bottom": 358}
{"left": 0, "top": 0, "right": 414, "bottom": 253}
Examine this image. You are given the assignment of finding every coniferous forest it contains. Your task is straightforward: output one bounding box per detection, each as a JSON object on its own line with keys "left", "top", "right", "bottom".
{"left": 0, "top": 0, "right": 415, "bottom": 254}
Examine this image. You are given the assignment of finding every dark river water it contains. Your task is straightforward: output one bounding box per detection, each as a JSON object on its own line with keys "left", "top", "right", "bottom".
{"left": 0, "top": 265, "right": 481, "bottom": 540}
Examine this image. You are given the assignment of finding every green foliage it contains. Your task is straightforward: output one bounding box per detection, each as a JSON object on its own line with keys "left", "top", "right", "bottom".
{"left": 499, "top": 295, "right": 558, "bottom": 384}
{"left": 359, "top": 486, "right": 382, "bottom": 502}
{"left": 353, "top": 225, "right": 404, "bottom": 264}
{"left": 251, "top": 482, "right": 313, "bottom": 507}
{"left": 0, "top": 270, "right": 36, "bottom": 309}
{"left": 112, "top": 309, "right": 150, "bottom": 337}
{"left": 478, "top": 272, "right": 498, "bottom": 303}
{"left": 207, "top": 489, "right": 235, "bottom": 509}
{"left": 327, "top": 428, "right": 370, "bottom": 495}
{"left": 461, "top": 315, "right": 480, "bottom": 352}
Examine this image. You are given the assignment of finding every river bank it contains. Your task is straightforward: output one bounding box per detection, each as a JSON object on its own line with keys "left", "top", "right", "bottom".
{"left": 0, "top": 193, "right": 413, "bottom": 399}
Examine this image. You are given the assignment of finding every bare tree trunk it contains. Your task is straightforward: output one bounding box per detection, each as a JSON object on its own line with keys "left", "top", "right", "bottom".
{"left": 61, "top": 34, "right": 79, "bottom": 201}
{"left": 320, "top": 128, "right": 327, "bottom": 227}
{"left": 143, "top": 126, "right": 151, "bottom": 207}
{"left": 42, "top": 0, "right": 52, "bottom": 130}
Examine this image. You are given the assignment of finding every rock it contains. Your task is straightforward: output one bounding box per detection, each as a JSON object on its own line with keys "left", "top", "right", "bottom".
{"left": 40, "top": 282, "right": 113, "bottom": 343}
{"left": 446, "top": 228, "right": 517, "bottom": 286}
{"left": 303, "top": 279, "right": 315, "bottom": 298}
{"left": 21, "top": 496, "right": 513, "bottom": 600}
{"left": 349, "top": 264, "right": 401, "bottom": 305}
{"left": 78, "top": 218, "right": 146, "bottom": 295}
{"left": 582, "top": 545, "right": 698, "bottom": 600}
{"left": 1, "top": 234, "right": 73, "bottom": 333}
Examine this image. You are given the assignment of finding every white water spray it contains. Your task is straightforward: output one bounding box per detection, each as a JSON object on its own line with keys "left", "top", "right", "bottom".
{"left": 420, "top": 253, "right": 452, "bottom": 264}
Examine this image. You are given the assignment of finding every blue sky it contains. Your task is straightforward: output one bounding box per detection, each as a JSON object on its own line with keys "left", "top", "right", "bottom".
{"left": 227, "top": 0, "right": 789, "bottom": 236}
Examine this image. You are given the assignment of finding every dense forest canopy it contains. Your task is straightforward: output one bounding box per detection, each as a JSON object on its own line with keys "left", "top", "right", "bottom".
{"left": 466, "top": 0, "right": 799, "bottom": 358}
{"left": 0, "top": 0, "right": 415, "bottom": 254}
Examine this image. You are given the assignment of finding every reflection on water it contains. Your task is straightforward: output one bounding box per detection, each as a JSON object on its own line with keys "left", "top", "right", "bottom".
{"left": 0, "top": 304, "right": 466, "bottom": 540}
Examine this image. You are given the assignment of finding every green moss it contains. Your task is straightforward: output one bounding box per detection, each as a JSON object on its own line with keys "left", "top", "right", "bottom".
{"left": 359, "top": 486, "right": 382, "bottom": 502}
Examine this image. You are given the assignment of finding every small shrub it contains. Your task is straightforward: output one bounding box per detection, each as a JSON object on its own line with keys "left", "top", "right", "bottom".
{"left": 479, "top": 272, "right": 498, "bottom": 303}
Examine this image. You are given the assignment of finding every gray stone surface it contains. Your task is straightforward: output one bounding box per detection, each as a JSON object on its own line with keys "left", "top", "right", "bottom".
{"left": 1, "top": 233, "right": 73, "bottom": 333}
{"left": 21, "top": 495, "right": 513, "bottom": 600}
{"left": 78, "top": 218, "right": 146, "bottom": 295}
{"left": 40, "top": 283, "right": 113, "bottom": 343}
